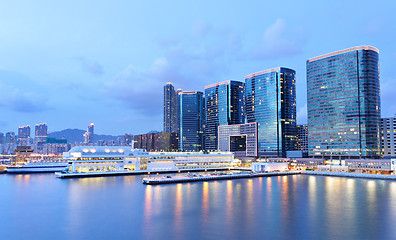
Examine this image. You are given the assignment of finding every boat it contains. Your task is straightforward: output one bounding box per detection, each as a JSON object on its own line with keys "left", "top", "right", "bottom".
{"left": 6, "top": 159, "right": 68, "bottom": 173}
{"left": 0, "top": 166, "right": 6, "bottom": 174}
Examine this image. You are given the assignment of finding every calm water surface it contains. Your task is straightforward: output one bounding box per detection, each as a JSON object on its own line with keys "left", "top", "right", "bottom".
{"left": 1, "top": 173, "right": 396, "bottom": 240}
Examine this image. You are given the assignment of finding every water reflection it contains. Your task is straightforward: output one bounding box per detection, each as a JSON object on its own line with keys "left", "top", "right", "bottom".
{"left": 14, "top": 174, "right": 31, "bottom": 186}
{"left": 3, "top": 174, "right": 396, "bottom": 240}
{"left": 144, "top": 185, "right": 152, "bottom": 223}
{"left": 266, "top": 177, "right": 272, "bottom": 206}
{"left": 201, "top": 182, "right": 209, "bottom": 225}
{"left": 280, "top": 175, "right": 290, "bottom": 232}
{"left": 173, "top": 184, "right": 183, "bottom": 237}
{"left": 389, "top": 182, "right": 396, "bottom": 224}
{"left": 225, "top": 180, "right": 233, "bottom": 232}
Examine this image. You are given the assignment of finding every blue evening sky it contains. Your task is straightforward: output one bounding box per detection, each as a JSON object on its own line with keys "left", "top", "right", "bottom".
{"left": 0, "top": 0, "right": 395, "bottom": 135}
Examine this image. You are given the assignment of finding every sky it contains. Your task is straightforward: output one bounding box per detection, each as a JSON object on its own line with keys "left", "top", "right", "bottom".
{"left": 0, "top": 0, "right": 395, "bottom": 135}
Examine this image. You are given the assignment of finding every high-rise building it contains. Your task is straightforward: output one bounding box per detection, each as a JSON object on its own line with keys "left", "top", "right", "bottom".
{"left": 35, "top": 123, "right": 48, "bottom": 143}
{"left": 18, "top": 125, "right": 31, "bottom": 145}
{"left": 18, "top": 125, "right": 30, "bottom": 140}
{"left": 164, "top": 83, "right": 180, "bottom": 134}
{"left": 179, "top": 91, "right": 205, "bottom": 151}
{"left": 380, "top": 117, "right": 396, "bottom": 157}
{"left": 5, "top": 132, "right": 15, "bottom": 144}
{"left": 0, "top": 132, "right": 3, "bottom": 144}
{"left": 204, "top": 80, "right": 245, "bottom": 150}
{"left": 134, "top": 132, "right": 178, "bottom": 152}
{"left": 296, "top": 125, "right": 308, "bottom": 151}
{"left": 245, "top": 67, "right": 297, "bottom": 157}
{"left": 307, "top": 46, "right": 381, "bottom": 158}
{"left": 123, "top": 134, "right": 133, "bottom": 146}
{"left": 84, "top": 123, "right": 94, "bottom": 144}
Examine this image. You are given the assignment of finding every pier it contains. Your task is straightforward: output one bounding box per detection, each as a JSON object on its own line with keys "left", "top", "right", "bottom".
{"left": 142, "top": 171, "right": 301, "bottom": 185}
{"left": 302, "top": 170, "right": 396, "bottom": 180}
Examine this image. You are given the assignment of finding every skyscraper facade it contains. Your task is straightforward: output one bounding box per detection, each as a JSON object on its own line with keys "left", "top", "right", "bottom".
{"left": 245, "top": 67, "right": 297, "bottom": 157}
{"left": 18, "top": 126, "right": 31, "bottom": 145}
{"left": 163, "top": 83, "right": 179, "bottom": 134}
{"left": 179, "top": 91, "right": 205, "bottom": 151}
{"left": 5, "top": 132, "right": 15, "bottom": 144}
{"left": 134, "top": 132, "right": 178, "bottom": 152}
{"left": 204, "top": 80, "right": 245, "bottom": 150}
{"left": 380, "top": 117, "right": 395, "bottom": 157}
{"left": 35, "top": 123, "right": 48, "bottom": 143}
{"left": 307, "top": 46, "right": 381, "bottom": 158}
{"left": 296, "top": 124, "right": 308, "bottom": 151}
{"left": 84, "top": 123, "right": 94, "bottom": 144}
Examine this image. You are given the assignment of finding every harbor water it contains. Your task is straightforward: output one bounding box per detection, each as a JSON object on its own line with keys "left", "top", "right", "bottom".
{"left": 1, "top": 173, "right": 396, "bottom": 240}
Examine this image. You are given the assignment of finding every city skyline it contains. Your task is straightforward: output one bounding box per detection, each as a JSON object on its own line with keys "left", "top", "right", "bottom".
{"left": 0, "top": 1, "right": 395, "bottom": 135}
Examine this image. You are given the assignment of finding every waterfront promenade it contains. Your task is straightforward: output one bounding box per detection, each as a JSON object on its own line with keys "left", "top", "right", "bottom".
{"left": 302, "top": 170, "right": 396, "bottom": 180}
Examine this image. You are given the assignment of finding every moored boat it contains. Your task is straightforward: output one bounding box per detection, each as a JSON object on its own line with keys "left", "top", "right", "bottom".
{"left": 6, "top": 159, "right": 68, "bottom": 173}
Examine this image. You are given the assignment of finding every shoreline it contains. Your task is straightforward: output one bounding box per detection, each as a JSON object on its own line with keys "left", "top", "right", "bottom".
{"left": 302, "top": 171, "right": 396, "bottom": 180}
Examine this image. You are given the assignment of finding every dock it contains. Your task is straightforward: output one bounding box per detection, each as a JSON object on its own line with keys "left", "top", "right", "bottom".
{"left": 142, "top": 171, "right": 301, "bottom": 185}
{"left": 55, "top": 168, "right": 240, "bottom": 178}
{"left": 55, "top": 170, "right": 146, "bottom": 178}
{"left": 302, "top": 170, "right": 396, "bottom": 180}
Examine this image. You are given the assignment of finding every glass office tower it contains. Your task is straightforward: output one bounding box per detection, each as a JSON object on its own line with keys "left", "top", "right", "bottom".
{"left": 307, "top": 46, "right": 381, "bottom": 158}
{"left": 204, "top": 80, "right": 245, "bottom": 150}
{"left": 179, "top": 91, "right": 205, "bottom": 151}
{"left": 245, "top": 67, "right": 297, "bottom": 157}
{"left": 163, "top": 82, "right": 179, "bottom": 133}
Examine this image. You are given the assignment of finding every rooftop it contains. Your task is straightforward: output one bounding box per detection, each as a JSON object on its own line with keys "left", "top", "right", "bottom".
{"left": 245, "top": 67, "right": 294, "bottom": 79}
{"left": 307, "top": 46, "right": 379, "bottom": 62}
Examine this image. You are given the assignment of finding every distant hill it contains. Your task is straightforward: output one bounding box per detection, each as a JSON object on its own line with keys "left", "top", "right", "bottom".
{"left": 49, "top": 129, "right": 121, "bottom": 144}
{"left": 147, "top": 130, "right": 159, "bottom": 134}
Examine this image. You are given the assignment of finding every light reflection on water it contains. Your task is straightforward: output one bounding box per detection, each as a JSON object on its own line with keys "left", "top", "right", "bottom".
{"left": 1, "top": 174, "right": 396, "bottom": 240}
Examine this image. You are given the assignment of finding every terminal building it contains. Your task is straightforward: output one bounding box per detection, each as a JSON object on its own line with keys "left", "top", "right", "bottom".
{"left": 60, "top": 146, "right": 235, "bottom": 176}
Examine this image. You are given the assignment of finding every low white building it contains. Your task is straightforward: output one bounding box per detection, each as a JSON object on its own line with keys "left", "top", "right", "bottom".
{"left": 62, "top": 146, "right": 235, "bottom": 174}
{"left": 317, "top": 165, "right": 348, "bottom": 172}
{"left": 252, "top": 162, "right": 289, "bottom": 172}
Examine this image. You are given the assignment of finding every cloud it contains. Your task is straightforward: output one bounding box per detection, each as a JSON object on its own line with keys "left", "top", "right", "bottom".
{"left": 362, "top": 17, "right": 384, "bottom": 35}
{"left": 251, "top": 18, "right": 306, "bottom": 59}
{"left": 153, "top": 23, "right": 242, "bottom": 88}
{"left": 76, "top": 57, "right": 104, "bottom": 76}
{"left": 104, "top": 63, "right": 163, "bottom": 115}
{"left": 192, "top": 20, "right": 212, "bottom": 37}
{"left": 105, "top": 21, "right": 244, "bottom": 116}
{"left": 0, "top": 81, "right": 50, "bottom": 112}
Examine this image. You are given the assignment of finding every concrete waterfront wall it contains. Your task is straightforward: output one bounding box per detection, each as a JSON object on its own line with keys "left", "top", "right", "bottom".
{"left": 302, "top": 171, "right": 396, "bottom": 180}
